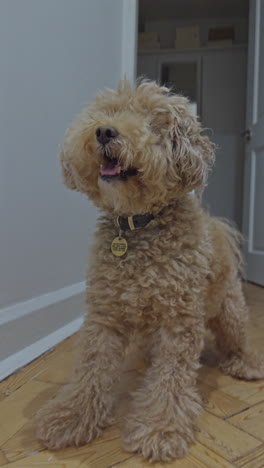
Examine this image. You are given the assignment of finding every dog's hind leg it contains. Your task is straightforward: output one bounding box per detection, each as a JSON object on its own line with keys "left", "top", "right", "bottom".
{"left": 36, "top": 318, "right": 128, "bottom": 449}
{"left": 208, "top": 278, "right": 264, "bottom": 380}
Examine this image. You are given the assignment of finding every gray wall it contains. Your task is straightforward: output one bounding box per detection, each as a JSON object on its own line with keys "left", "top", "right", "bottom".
{"left": 0, "top": 0, "right": 123, "bottom": 308}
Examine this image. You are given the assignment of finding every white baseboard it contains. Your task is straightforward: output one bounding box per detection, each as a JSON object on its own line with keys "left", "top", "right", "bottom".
{"left": 0, "top": 281, "right": 86, "bottom": 326}
{"left": 0, "top": 317, "right": 83, "bottom": 382}
{"left": 0, "top": 282, "right": 86, "bottom": 382}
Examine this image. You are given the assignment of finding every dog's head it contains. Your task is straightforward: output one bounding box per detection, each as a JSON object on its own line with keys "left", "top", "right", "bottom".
{"left": 60, "top": 80, "right": 215, "bottom": 215}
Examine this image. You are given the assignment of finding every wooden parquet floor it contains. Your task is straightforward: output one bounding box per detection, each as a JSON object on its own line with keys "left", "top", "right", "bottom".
{"left": 0, "top": 283, "right": 263, "bottom": 467}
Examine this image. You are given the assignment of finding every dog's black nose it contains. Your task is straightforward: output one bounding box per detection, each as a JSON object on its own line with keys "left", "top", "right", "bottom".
{"left": 96, "top": 126, "right": 118, "bottom": 145}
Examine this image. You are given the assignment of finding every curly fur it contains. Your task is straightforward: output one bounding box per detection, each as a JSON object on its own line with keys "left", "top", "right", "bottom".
{"left": 36, "top": 80, "right": 264, "bottom": 461}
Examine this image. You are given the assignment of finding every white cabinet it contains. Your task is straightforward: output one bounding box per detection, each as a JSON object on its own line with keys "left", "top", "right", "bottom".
{"left": 201, "top": 48, "right": 247, "bottom": 228}
{"left": 201, "top": 48, "right": 247, "bottom": 133}
{"left": 137, "top": 46, "right": 247, "bottom": 227}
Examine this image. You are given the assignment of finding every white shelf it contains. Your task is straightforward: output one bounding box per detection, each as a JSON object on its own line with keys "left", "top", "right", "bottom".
{"left": 138, "top": 44, "right": 247, "bottom": 55}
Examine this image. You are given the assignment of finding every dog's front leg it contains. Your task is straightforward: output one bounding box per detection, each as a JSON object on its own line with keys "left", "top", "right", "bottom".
{"left": 123, "top": 318, "right": 204, "bottom": 461}
{"left": 36, "top": 318, "right": 127, "bottom": 449}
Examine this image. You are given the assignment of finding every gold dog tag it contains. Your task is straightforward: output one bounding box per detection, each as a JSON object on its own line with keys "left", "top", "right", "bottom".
{"left": 111, "top": 236, "right": 128, "bottom": 257}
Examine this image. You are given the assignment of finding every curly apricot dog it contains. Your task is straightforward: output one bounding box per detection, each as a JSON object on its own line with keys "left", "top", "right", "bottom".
{"left": 36, "top": 80, "right": 264, "bottom": 461}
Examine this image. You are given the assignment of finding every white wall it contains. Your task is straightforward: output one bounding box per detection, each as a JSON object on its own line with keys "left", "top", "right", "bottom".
{"left": 0, "top": 0, "right": 123, "bottom": 308}
{"left": 0, "top": 0, "right": 132, "bottom": 378}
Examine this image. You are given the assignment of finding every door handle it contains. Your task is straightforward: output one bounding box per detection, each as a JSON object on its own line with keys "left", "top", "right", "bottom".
{"left": 241, "top": 128, "right": 252, "bottom": 142}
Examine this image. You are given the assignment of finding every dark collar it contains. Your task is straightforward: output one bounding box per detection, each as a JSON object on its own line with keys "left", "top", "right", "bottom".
{"left": 116, "top": 213, "right": 155, "bottom": 233}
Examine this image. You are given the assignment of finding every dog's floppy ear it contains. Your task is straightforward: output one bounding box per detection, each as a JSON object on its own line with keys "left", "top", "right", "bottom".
{"left": 59, "top": 121, "right": 100, "bottom": 198}
{"left": 59, "top": 127, "right": 78, "bottom": 191}
{"left": 169, "top": 97, "right": 215, "bottom": 192}
{"left": 59, "top": 126, "right": 90, "bottom": 193}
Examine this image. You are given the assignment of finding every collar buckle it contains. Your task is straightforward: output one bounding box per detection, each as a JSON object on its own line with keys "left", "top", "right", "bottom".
{"left": 116, "top": 213, "right": 154, "bottom": 233}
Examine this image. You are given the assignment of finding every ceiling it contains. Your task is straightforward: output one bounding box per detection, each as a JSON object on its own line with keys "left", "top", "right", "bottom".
{"left": 138, "top": 0, "right": 249, "bottom": 21}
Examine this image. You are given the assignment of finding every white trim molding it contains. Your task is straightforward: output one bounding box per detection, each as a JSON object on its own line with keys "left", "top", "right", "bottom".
{"left": 0, "top": 282, "right": 86, "bottom": 381}
{"left": 121, "top": 0, "right": 138, "bottom": 82}
{"left": 0, "top": 281, "right": 86, "bottom": 327}
{"left": 0, "top": 317, "right": 83, "bottom": 382}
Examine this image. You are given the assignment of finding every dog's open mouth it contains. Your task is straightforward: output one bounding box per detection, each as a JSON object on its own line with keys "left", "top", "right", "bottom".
{"left": 100, "top": 154, "right": 138, "bottom": 182}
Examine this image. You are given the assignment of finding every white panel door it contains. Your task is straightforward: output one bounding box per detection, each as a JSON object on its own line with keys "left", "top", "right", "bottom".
{"left": 243, "top": 0, "right": 264, "bottom": 285}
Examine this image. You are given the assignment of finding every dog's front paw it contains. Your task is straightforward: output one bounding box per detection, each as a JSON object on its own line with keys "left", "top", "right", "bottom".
{"left": 36, "top": 399, "right": 103, "bottom": 449}
{"left": 123, "top": 420, "right": 194, "bottom": 461}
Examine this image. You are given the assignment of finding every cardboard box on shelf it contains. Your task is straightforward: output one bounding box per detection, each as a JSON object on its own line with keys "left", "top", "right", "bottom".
{"left": 138, "top": 32, "right": 159, "bottom": 42}
{"left": 175, "top": 26, "right": 200, "bottom": 49}
{"left": 138, "top": 41, "right": 161, "bottom": 49}
{"left": 138, "top": 32, "right": 160, "bottom": 49}
{"left": 208, "top": 26, "right": 234, "bottom": 42}
{"left": 207, "top": 39, "right": 233, "bottom": 47}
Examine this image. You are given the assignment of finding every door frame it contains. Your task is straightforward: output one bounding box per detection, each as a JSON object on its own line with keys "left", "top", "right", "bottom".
{"left": 121, "top": 0, "right": 138, "bottom": 82}
{"left": 242, "top": 0, "right": 264, "bottom": 285}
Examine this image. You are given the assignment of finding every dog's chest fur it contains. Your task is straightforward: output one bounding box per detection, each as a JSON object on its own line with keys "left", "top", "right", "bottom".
{"left": 87, "top": 197, "right": 212, "bottom": 328}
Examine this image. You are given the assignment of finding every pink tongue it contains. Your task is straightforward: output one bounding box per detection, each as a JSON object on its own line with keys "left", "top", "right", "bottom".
{"left": 100, "top": 164, "right": 121, "bottom": 176}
